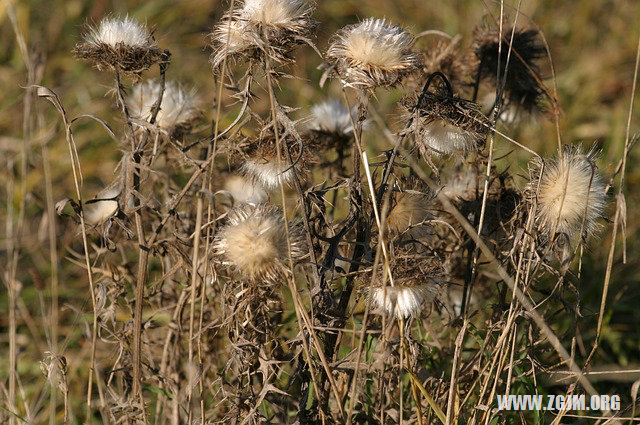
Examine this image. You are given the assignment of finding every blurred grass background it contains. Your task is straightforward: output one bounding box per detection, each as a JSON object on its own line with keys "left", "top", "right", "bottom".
{"left": 2, "top": 0, "right": 640, "bottom": 420}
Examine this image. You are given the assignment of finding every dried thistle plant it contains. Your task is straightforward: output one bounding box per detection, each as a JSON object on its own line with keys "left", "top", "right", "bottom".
{"left": 238, "top": 132, "right": 316, "bottom": 190}
{"left": 127, "top": 80, "right": 200, "bottom": 137}
{"left": 473, "top": 23, "right": 547, "bottom": 113}
{"left": 405, "top": 74, "right": 490, "bottom": 157}
{"left": 325, "top": 18, "right": 421, "bottom": 89}
{"left": 366, "top": 253, "right": 445, "bottom": 320}
{"left": 213, "top": 203, "right": 307, "bottom": 282}
{"left": 210, "top": 0, "right": 316, "bottom": 68}
{"left": 73, "top": 16, "right": 162, "bottom": 74}
{"left": 528, "top": 146, "right": 606, "bottom": 240}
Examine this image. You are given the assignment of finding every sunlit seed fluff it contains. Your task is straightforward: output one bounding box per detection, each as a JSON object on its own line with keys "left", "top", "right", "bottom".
{"left": 386, "top": 191, "right": 432, "bottom": 236}
{"left": 86, "top": 16, "right": 153, "bottom": 48}
{"left": 366, "top": 254, "right": 443, "bottom": 320}
{"left": 405, "top": 90, "right": 489, "bottom": 158}
{"left": 530, "top": 148, "right": 606, "bottom": 238}
{"left": 84, "top": 189, "right": 119, "bottom": 225}
{"left": 223, "top": 175, "right": 268, "bottom": 205}
{"left": 211, "top": 20, "right": 252, "bottom": 67}
{"left": 416, "top": 120, "right": 480, "bottom": 156}
{"left": 240, "top": 159, "right": 295, "bottom": 190}
{"left": 309, "top": 99, "right": 355, "bottom": 136}
{"left": 213, "top": 203, "right": 307, "bottom": 282}
{"left": 370, "top": 285, "right": 436, "bottom": 320}
{"left": 241, "top": 0, "right": 310, "bottom": 25}
{"left": 441, "top": 169, "right": 478, "bottom": 201}
{"left": 127, "top": 80, "right": 199, "bottom": 134}
{"left": 74, "top": 16, "right": 162, "bottom": 73}
{"left": 210, "top": 0, "right": 315, "bottom": 68}
{"left": 326, "top": 18, "right": 420, "bottom": 88}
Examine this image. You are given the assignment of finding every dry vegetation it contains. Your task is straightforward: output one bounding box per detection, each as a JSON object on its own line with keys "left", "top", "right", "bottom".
{"left": 2, "top": 0, "right": 640, "bottom": 424}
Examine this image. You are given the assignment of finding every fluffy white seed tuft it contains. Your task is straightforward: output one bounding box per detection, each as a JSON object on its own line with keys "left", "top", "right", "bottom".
{"left": 240, "top": 159, "right": 294, "bottom": 190}
{"left": 127, "top": 80, "right": 199, "bottom": 133}
{"left": 370, "top": 285, "right": 436, "bottom": 319}
{"left": 326, "top": 18, "right": 420, "bottom": 88}
{"left": 213, "top": 204, "right": 306, "bottom": 281}
{"left": 86, "top": 16, "right": 153, "bottom": 48}
{"left": 416, "top": 120, "right": 479, "bottom": 156}
{"left": 309, "top": 99, "right": 355, "bottom": 135}
{"left": 531, "top": 148, "right": 606, "bottom": 238}
{"left": 223, "top": 175, "right": 268, "bottom": 205}
{"left": 241, "top": 0, "right": 310, "bottom": 25}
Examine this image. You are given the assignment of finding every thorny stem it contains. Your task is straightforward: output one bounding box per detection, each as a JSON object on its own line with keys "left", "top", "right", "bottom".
{"left": 116, "top": 53, "right": 171, "bottom": 404}
{"left": 264, "top": 58, "right": 341, "bottom": 420}
{"left": 377, "top": 72, "right": 448, "bottom": 209}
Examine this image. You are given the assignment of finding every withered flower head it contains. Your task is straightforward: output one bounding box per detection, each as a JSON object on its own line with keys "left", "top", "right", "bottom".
{"left": 419, "top": 36, "right": 475, "bottom": 96}
{"left": 473, "top": 24, "right": 547, "bottom": 113}
{"left": 386, "top": 188, "right": 434, "bottom": 238}
{"left": 239, "top": 133, "right": 315, "bottom": 190}
{"left": 440, "top": 168, "right": 479, "bottom": 202}
{"left": 223, "top": 175, "right": 268, "bottom": 206}
{"left": 367, "top": 254, "right": 444, "bottom": 319}
{"left": 210, "top": 0, "right": 316, "bottom": 68}
{"left": 73, "top": 16, "right": 162, "bottom": 74}
{"left": 528, "top": 147, "right": 606, "bottom": 239}
{"left": 325, "top": 18, "right": 421, "bottom": 89}
{"left": 309, "top": 99, "right": 355, "bottom": 136}
{"left": 213, "top": 203, "right": 307, "bottom": 282}
{"left": 127, "top": 80, "right": 200, "bottom": 136}
{"left": 406, "top": 73, "right": 490, "bottom": 157}
{"left": 306, "top": 99, "right": 357, "bottom": 150}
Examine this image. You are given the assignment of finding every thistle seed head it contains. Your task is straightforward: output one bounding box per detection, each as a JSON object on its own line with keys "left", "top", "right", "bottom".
{"left": 73, "top": 16, "right": 162, "bottom": 74}
{"left": 239, "top": 134, "right": 315, "bottom": 190}
{"left": 473, "top": 24, "right": 547, "bottom": 113}
{"left": 528, "top": 147, "right": 606, "bottom": 239}
{"left": 386, "top": 189, "right": 434, "bottom": 237}
{"left": 325, "top": 18, "right": 421, "bottom": 89}
{"left": 223, "top": 175, "right": 269, "bottom": 205}
{"left": 367, "top": 254, "right": 444, "bottom": 319}
{"left": 210, "top": 0, "right": 316, "bottom": 68}
{"left": 309, "top": 99, "right": 355, "bottom": 136}
{"left": 404, "top": 86, "right": 490, "bottom": 157}
{"left": 127, "top": 80, "right": 200, "bottom": 136}
{"left": 213, "top": 203, "right": 307, "bottom": 282}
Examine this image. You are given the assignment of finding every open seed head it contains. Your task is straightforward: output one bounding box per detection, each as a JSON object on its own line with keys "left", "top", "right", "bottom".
{"left": 241, "top": 0, "right": 311, "bottom": 25}
{"left": 405, "top": 90, "right": 489, "bottom": 157}
{"left": 473, "top": 24, "right": 547, "bottom": 113}
{"left": 213, "top": 203, "right": 307, "bottom": 282}
{"left": 529, "top": 147, "right": 606, "bottom": 239}
{"left": 326, "top": 18, "right": 420, "bottom": 89}
{"left": 309, "top": 99, "right": 355, "bottom": 136}
{"left": 239, "top": 134, "right": 315, "bottom": 190}
{"left": 386, "top": 190, "right": 433, "bottom": 237}
{"left": 86, "top": 16, "right": 153, "bottom": 48}
{"left": 210, "top": 0, "right": 315, "bottom": 68}
{"left": 127, "top": 80, "right": 200, "bottom": 135}
{"left": 223, "top": 175, "right": 269, "bottom": 205}
{"left": 367, "top": 255, "right": 444, "bottom": 320}
{"left": 74, "top": 16, "right": 162, "bottom": 74}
